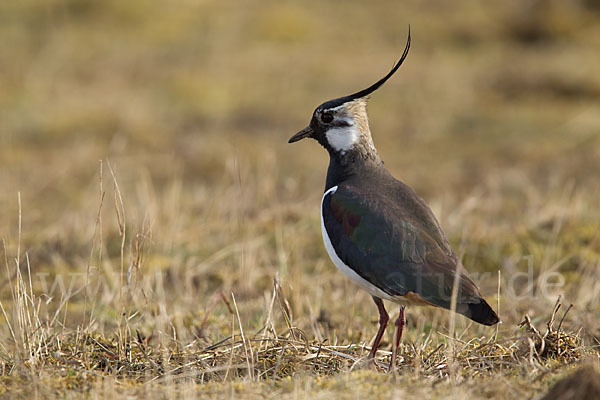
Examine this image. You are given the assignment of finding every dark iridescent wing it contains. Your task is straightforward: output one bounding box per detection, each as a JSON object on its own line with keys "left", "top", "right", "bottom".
{"left": 322, "top": 183, "right": 498, "bottom": 325}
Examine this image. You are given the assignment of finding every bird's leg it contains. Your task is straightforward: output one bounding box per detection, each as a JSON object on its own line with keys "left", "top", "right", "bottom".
{"left": 368, "top": 296, "right": 389, "bottom": 360}
{"left": 389, "top": 305, "right": 406, "bottom": 372}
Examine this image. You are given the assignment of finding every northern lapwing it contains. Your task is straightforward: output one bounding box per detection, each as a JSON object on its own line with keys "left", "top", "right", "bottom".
{"left": 288, "top": 31, "right": 499, "bottom": 370}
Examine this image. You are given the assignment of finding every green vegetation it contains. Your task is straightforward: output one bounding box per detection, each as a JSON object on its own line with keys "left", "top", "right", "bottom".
{"left": 1, "top": 0, "right": 599, "bottom": 398}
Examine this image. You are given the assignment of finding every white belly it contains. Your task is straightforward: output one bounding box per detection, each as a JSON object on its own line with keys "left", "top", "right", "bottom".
{"left": 320, "top": 186, "right": 393, "bottom": 301}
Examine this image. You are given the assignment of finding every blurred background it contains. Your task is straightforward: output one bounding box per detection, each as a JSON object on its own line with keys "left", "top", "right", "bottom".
{"left": 1, "top": 0, "right": 599, "bottom": 343}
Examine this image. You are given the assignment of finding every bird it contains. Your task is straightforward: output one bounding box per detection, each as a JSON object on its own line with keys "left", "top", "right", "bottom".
{"left": 288, "top": 30, "right": 499, "bottom": 370}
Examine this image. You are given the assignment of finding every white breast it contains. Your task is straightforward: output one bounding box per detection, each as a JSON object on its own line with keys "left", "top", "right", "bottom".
{"left": 320, "top": 186, "right": 393, "bottom": 300}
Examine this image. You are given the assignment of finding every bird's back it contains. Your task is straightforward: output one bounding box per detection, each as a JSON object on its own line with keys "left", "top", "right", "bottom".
{"left": 322, "top": 166, "right": 499, "bottom": 325}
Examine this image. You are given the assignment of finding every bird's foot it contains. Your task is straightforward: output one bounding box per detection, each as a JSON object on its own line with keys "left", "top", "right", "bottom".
{"left": 388, "top": 352, "right": 405, "bottom": 373}
{"left": 367, "top": 357, "right": 388, "bottom": 371}
{"left": 357, "top": 353, "right": 387, "bottom": 371}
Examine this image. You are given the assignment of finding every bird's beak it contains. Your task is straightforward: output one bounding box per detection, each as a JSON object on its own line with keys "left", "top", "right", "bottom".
{"left": 288, "top": 126, "right": 314, "bottom": 143}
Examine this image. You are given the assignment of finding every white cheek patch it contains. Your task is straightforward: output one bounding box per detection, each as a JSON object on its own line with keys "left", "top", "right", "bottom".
{"left": 325, "top": 124, "right": 360, "bottom": 154}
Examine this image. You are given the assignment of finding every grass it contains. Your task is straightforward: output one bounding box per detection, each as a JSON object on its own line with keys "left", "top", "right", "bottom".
{"left": 1, "top": 0, "right": 600, "bottom": 398}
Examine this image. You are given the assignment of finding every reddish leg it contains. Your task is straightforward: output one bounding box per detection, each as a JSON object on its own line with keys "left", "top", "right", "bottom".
{"left": 368, "top": 296, "right": 389, "bottom": 359}
{"left": 389, "top": 306, "right": 406, "bottom": 371}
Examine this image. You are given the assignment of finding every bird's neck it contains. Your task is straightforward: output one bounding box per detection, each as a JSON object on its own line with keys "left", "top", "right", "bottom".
{"left": 325, "top": 141, "right": 383, "bottom": 191}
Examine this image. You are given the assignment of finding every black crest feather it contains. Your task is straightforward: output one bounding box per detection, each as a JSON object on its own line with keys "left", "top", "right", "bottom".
{"left": 347, "top": 26, "right": 411, "bottom": 101}
{"left": 318, "top": 27, "right": 411, "bottom": 112}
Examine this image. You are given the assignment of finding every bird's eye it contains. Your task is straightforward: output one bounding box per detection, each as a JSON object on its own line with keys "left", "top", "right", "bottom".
{"left": 321, "top": 113, "right": 333, "bottom": 123}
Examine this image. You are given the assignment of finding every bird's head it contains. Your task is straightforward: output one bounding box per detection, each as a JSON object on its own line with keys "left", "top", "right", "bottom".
{"left": 288, "top": 29, "right": 411, "bottom": 158}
